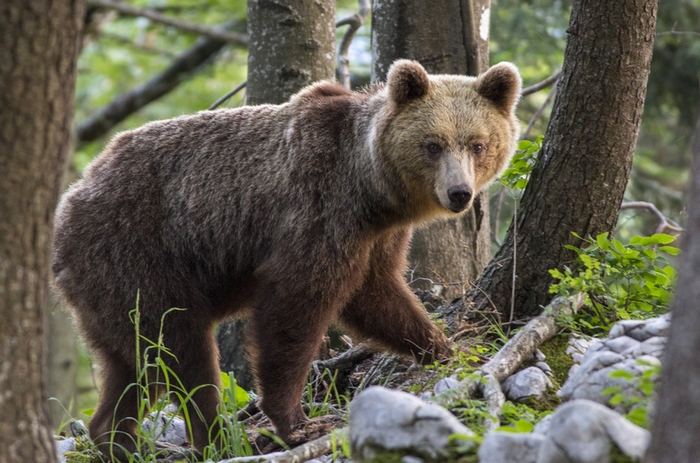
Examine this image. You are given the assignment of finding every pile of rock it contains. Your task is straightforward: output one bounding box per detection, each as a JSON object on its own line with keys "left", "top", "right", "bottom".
{"left": 350, "top": 313, "right": 670, "bottom": 463}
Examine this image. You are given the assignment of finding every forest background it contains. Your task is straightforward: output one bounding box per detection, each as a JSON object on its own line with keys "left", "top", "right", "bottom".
{"left": 47, "top": 0, "right": 700, "bottom": 436}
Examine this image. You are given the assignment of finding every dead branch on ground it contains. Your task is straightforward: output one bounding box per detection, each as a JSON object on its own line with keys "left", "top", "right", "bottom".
{"left": 434, "top": 294, "right": 585, "bottom": 428}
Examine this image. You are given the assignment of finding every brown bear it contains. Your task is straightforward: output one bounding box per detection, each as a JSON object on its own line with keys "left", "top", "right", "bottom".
{"left": 52, "top": 59, "right": 521, "bottom": 459}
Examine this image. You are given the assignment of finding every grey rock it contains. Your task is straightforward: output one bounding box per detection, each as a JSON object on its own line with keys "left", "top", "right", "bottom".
{"left": 401, "top": 456, "right": 425, "bottom": 463}
{"left": 535, "top": 362, "right": 553, "bottom": 377}
{"left": 478, "top": 432, "right": 545, "bottom": 463}
{"left": 566, "top": 335, "right": 597, "bottom": 363}
{"left": 534, "top": 349, "right": 547, "bottom": 362}
{"left": 560, "top": 356, "right": 658, "bottom": 412}
{"left": 141, "top": 409, "right": 188, "bottom": 446}
{"left": 434, "top": 376, "right": 461, "bottom": 394}
{"left": 608, "top": 314, "right": 671, "bottom": 341}
{"left": 349, "top": 386, "right": 472, "bottom": 461}
{"left": 502, "top": 367, "right": 553, "bottom": 402}
{"left": 533, "top": 414, "right": 553, "bottom": 436}
{"left": 55, "top": 437, "right": 76, "bottom": 463}
{"left": 601, "top": 335, "right": 640, "bottom": 354}
{"left": 537, "top": 399, "right": 650, "bottom": 463}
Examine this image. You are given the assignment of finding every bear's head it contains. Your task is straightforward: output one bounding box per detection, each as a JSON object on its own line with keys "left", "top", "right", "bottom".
{"left": 376, "top": 59, "right": 521, "bottom": 221}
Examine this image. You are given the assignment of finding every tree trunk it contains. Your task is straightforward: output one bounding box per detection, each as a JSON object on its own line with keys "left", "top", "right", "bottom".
{"left": 371, "top": 0, "right": 492, "bottom": 299}
{"left": 643, "top": 97, "right": 700, "bottom": 463}
{"left": 217, "top": 0, "right": 336, "bottom": 390}
{"left": 246, "top": 0, "right": 336, "bottom": 106}
{"left": 47, "top": 294, "right": 78, "bottom": 428}
{"left": 0, "top": 0, "right": 85, "bottom": 461}
{"left": 456, "top": 0, "right": 659, "bottom": 324}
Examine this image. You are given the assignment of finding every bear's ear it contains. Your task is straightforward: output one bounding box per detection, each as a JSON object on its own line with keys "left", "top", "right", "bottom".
{"left": 387, "top": 60, "right": 430, "bottom": 106}
{"left": 476, "top": 62, "right": 522, "bottom": 114}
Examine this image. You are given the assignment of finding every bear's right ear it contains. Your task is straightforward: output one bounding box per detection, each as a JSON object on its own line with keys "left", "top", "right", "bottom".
{"left": 476, "top": 62, "right": 522, "bottom": 114}
{"left": 387, "top": 60, "right": 430, "bottom": 106}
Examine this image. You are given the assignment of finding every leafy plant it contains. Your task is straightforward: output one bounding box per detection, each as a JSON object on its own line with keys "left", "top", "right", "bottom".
{"left": 549, "top": 232, "right": 679, "bottom": 335}
{"left": 500, "top": 136, "right": 543, "bottom": 191}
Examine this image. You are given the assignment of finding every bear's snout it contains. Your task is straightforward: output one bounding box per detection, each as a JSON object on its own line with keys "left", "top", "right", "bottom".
{"left": 447, "top": 185, "right": 473, "bottom": 212}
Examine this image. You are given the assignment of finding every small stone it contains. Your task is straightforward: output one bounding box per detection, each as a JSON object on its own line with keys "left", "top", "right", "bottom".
{"left": 401, "top": 456, "right": 425, "bottom": 463}
{"left": 434, "top": 376, "right": 460, "bottom": 394}
{"left": 535, "top": 361, "right": 553, "bottom": 377}
{"left": 534, "top": 348, "right": 547, "bottom": 362}
{"left": 478, "top": 432, "right": 544, "bottom": 463}
{"left": 502, "top": 367, "right": 553, "bottom": 402}
{"left": 55, "top": 437, "right": 76, "bottom": 463}
{"left": 142, "top": 410, "right": 188, "bottom": 446}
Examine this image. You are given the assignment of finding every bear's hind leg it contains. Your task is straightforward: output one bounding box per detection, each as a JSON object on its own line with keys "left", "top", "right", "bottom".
{"left": 167, "top": 327, "right": 225, "bottom": 455}
{"left": 249, "top": 292, "right": 336, "bottom": 439}
{"left": 89, "top": 356, "right": 142, "bottom": 462}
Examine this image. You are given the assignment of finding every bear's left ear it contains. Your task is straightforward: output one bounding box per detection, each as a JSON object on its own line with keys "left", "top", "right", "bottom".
{"left": 387, "top": 60, "right": 430, "bottom": 106}
{"left": 476, "top": 62, "right": 522, "bottom": 114}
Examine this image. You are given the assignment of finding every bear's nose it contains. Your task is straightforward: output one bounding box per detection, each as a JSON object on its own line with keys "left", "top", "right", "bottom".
{"left": 447, "top": 185, "right": 473, "bottom": 210}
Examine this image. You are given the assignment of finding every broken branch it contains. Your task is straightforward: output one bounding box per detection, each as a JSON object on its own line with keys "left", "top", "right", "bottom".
{"left": 434, "top": 294, "right": 585, "bottom": 412}
{"left": 87, "top": 0, "right": 247, "bottom": 45}
{"left": 336, "top": 0, "right": 371, "bottom": 90}
{"left": 521, "top": 70, "right": 562, "bottom": 97}
{"left": 619, "top": 201, "right": 684, "bottom": 234}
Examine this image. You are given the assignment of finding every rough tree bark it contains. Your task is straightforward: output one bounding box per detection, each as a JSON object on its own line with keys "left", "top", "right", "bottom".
{"left": 371, "top": 0, "right": 492, "bottom": 298}
{"left": 246, "top": 0, "right": 336, "bottom": 106}
{"left": 455, "top": 0, "right": 659, "bottom": 324}
{"left": 643, "top": 98, "right": 700, "bottom": 463}
{"left": 217, "top": 0, "right": 336, "bottom": 390}
{"left": 0, "top": 0, "right": 85, "bottom": 461}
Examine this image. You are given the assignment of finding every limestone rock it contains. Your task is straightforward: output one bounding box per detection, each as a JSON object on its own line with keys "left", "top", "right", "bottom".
{"left": 502, "top": 367, "right": 553, "bottom": 402}
{"left": 349, "top": 386, "right": 472, "bottom": 461}
{"left": 537, "top": 399, "right": 650, "bottom": 463}
{"left": 478, "top": 432, "right": 544, "bottom": 463}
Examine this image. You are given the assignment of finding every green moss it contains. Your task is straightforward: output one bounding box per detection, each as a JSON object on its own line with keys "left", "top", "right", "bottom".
{"left": 610, "top": 444, "right": 637, "bottom": 463}
{"left": 538, "top": 334, "right": 575, "bottom": 388}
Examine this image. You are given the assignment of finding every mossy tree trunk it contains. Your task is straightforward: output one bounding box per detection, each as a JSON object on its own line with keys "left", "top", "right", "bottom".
{"left": 0, "top": 0, "right": 85, "bottom": 460}
{"left": 456, "top": 0, "right": 659, "bottom": 324}
{"left": 217, "top": 0, "right": 336, "bottom": 390}
{"left": 372, "top": 0, "right": 492, "bottom": 299}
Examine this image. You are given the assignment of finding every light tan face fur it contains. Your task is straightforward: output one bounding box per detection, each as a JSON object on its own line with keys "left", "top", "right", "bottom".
{"left": 379, "top": 60, "right": 521, "bottom": 221}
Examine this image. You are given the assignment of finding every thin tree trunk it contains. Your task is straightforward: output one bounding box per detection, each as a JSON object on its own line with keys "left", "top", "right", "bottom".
{"left": 371, "top": 0, "right": 492, "bottom": 299}
{"left": 455, "top": 0, "right": 659, "bottom": 324}
{"left": 217, "top": 0, "right": 336, "bottom": 390}
{"left": 644, "top": 97, "right": 700, "bottom": 463}
{"left": 0, "top": 0, "right": 85, "bottom": 461}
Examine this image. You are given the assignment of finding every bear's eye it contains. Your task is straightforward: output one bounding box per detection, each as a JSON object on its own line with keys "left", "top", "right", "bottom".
{"left": 473, "top": 143, "right": 485, "bottom": 155}
{"left": 426, "top": 142, "right": 442, "bottom": 156}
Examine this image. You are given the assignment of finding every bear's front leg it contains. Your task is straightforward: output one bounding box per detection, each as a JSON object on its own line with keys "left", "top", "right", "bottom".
{"left": 340, "top": 230, "right": 452, "bottom": 364}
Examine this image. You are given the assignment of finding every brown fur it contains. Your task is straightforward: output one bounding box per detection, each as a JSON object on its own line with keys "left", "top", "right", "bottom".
{"left": 51, "top": 60, "right": 521, "bottom": 459}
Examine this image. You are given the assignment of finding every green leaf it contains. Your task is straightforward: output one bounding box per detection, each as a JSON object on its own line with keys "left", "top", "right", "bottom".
{"left": 608, "top": 369, "right": 635, "bottom": 380}
{"left": 659, "top": 245, "right": 681, "bottom": 256}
